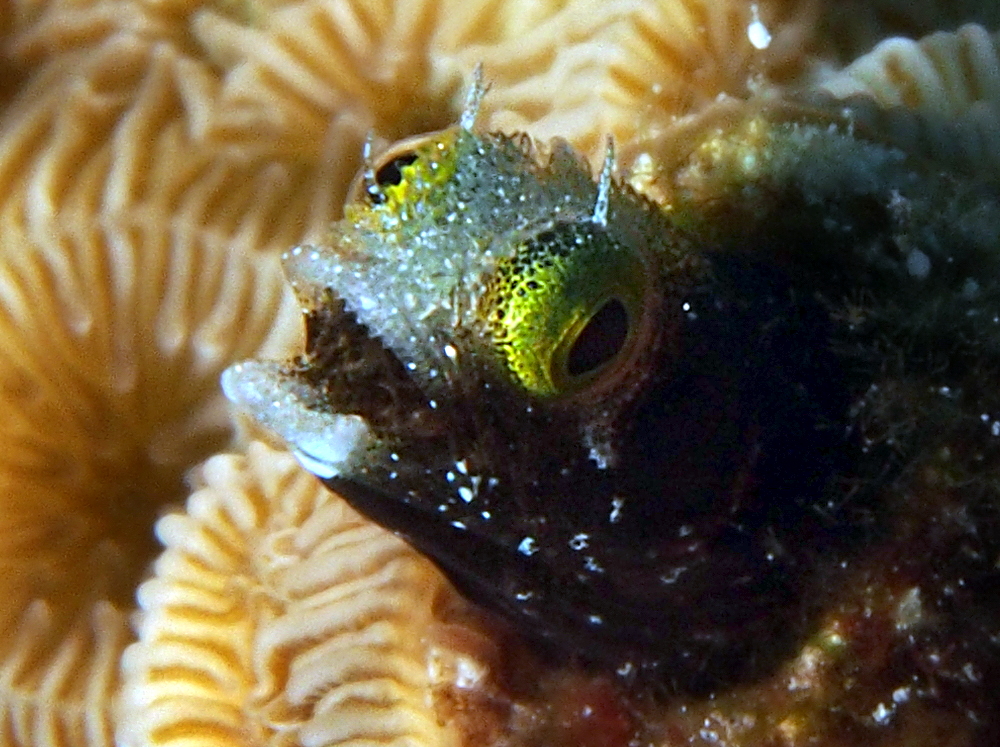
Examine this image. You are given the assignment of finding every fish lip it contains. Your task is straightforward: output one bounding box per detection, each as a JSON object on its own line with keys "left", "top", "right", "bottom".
{"left": 221, "top": 360, "right": 377, "bottom": 479}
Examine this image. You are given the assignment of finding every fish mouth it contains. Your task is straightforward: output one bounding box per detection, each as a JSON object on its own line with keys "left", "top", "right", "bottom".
{"left": 293, "top": 294, "right": 445, "bottom": 438}
{"left": 222, "top": 288, "right": 453, "bottom": 470}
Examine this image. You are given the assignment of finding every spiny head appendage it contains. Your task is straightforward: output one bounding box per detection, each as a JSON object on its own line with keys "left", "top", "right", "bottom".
{"left": 360, "top": 133, "right": 378, "bottom": 202}
{"left": 461, "top": 64, "right": 489, "bottom": 131}
{"left": 593, "top": 136, "right": 615, "bottom": 227}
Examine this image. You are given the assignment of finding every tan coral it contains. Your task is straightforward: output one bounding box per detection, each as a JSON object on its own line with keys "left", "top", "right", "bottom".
{"left": 471, "top": 0, "right": 825, "bottom": 161}
{"left": 188, "top": 0, "right": 573, "bottom": 216}
{"left": 1, "top": 0, "right": 362, "bottom": 249}
{"left": 816, "top": 23, "right": 1000, "bottom": 176}
{"left": 816, "top": 0, "right": 1000, "bottom": 64}
{"left": 0, "top": 9, "right": 321, "bottom": 747}
{"left": 0, "top": 204, "right": 300, "bottom": 747}
{"left": 188, "top": 0, "right": 831, "bottom": 194}
{"left": 118, "top": 442, "right": 462, "bottom": 747}
{"left": 819, "top": 23, "right": 1000, "bottom": 115}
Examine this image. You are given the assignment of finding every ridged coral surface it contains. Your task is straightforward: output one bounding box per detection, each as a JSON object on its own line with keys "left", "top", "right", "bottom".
{"left": 119, "top": 442, "right": 455, "bottom": 747}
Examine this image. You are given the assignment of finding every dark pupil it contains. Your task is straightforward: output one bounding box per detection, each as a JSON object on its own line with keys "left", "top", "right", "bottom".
{"left": 374, "top": 153, "right": 419, "bottom": 189}
{"left": 566, "top": 298, "right": 629, "bottom": 377}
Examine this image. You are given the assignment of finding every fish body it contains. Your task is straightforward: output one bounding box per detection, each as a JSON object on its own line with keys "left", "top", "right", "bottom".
{"left": 224, "top": 89, "right": 1000, "bottom": 689}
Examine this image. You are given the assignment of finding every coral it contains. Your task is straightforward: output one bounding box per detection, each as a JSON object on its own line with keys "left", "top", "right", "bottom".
{"left": 817, "top": 0, "right": 1000, "bottom": 63}
{"left": 818, "top": 23, "right": 1000, "bottom": 176}
{"left": 0, "top": 6, "right": 304, "bottom": 746}
{"left": 0, "top": 1, "right": 998, "bottom": 746}
{"left": 119, "top": 442, "right": 459, "bottom": 747}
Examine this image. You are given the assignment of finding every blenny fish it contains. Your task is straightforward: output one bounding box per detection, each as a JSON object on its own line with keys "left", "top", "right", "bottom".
{"left": 224, "top": 73, "right": 1000, "bottom": 694}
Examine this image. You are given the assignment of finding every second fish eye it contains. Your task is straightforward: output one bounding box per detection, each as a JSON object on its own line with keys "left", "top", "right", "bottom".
{"left": 365, "top": 152, "right": 419, "bottom": 204}
{"left": 374, "top": 153, "right": 419, "bottom": 189}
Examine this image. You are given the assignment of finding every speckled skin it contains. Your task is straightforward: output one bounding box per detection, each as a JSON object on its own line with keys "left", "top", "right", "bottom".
{"left": 227, "top": 96, "right": 1000, "bottom": 742}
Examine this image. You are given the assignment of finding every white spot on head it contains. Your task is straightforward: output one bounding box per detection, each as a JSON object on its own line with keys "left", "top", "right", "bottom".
{"left": 894, "top": 586, "right": 923, "bottom": 630}
{"left": 585, "top": 428, "right": 616, "bottom": 469}
{"left": 518, "top": 537, "right": 539, "bottom": 556}
{"left": 452, "top": 657, "right": 486, "bottom": 690}
{"left": 609, "top": 496, "right": 625, "bottom": 523}
{"left": 458, "top": 486, "right": 474, "bottom": 503}
{"left": 871, "top": 702, "right": 892, "bottom": 726}
{"left": 659, "top": 566, "right": 687, "bottom": 585}
{"left": 569, "top": 533, "right": 590, "bottom": 550}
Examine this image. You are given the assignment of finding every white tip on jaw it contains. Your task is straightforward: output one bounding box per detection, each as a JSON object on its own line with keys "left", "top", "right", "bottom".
{"left": 460, "top": 63, "right": 489, "bottom": 131}
{"left": 221, "top": 361, "right": 374, "bottom": 479}
{"left": 593, "top": 136, "right": 615, "bottom": 227}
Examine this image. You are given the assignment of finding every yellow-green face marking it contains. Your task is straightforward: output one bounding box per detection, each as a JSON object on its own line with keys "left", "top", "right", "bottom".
{"left": 481, "top": 221, "right": 649, "bottom": 398}
{"left": 345, "top": 130, "right": 462, "bottom": 231}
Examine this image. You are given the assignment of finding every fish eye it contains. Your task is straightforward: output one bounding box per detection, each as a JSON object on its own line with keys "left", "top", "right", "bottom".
{"left": 482, "top": 222, "right": 655, "bottom": 399}
{"left": 565, "top": 297, "right": 630, "bottom": 377}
